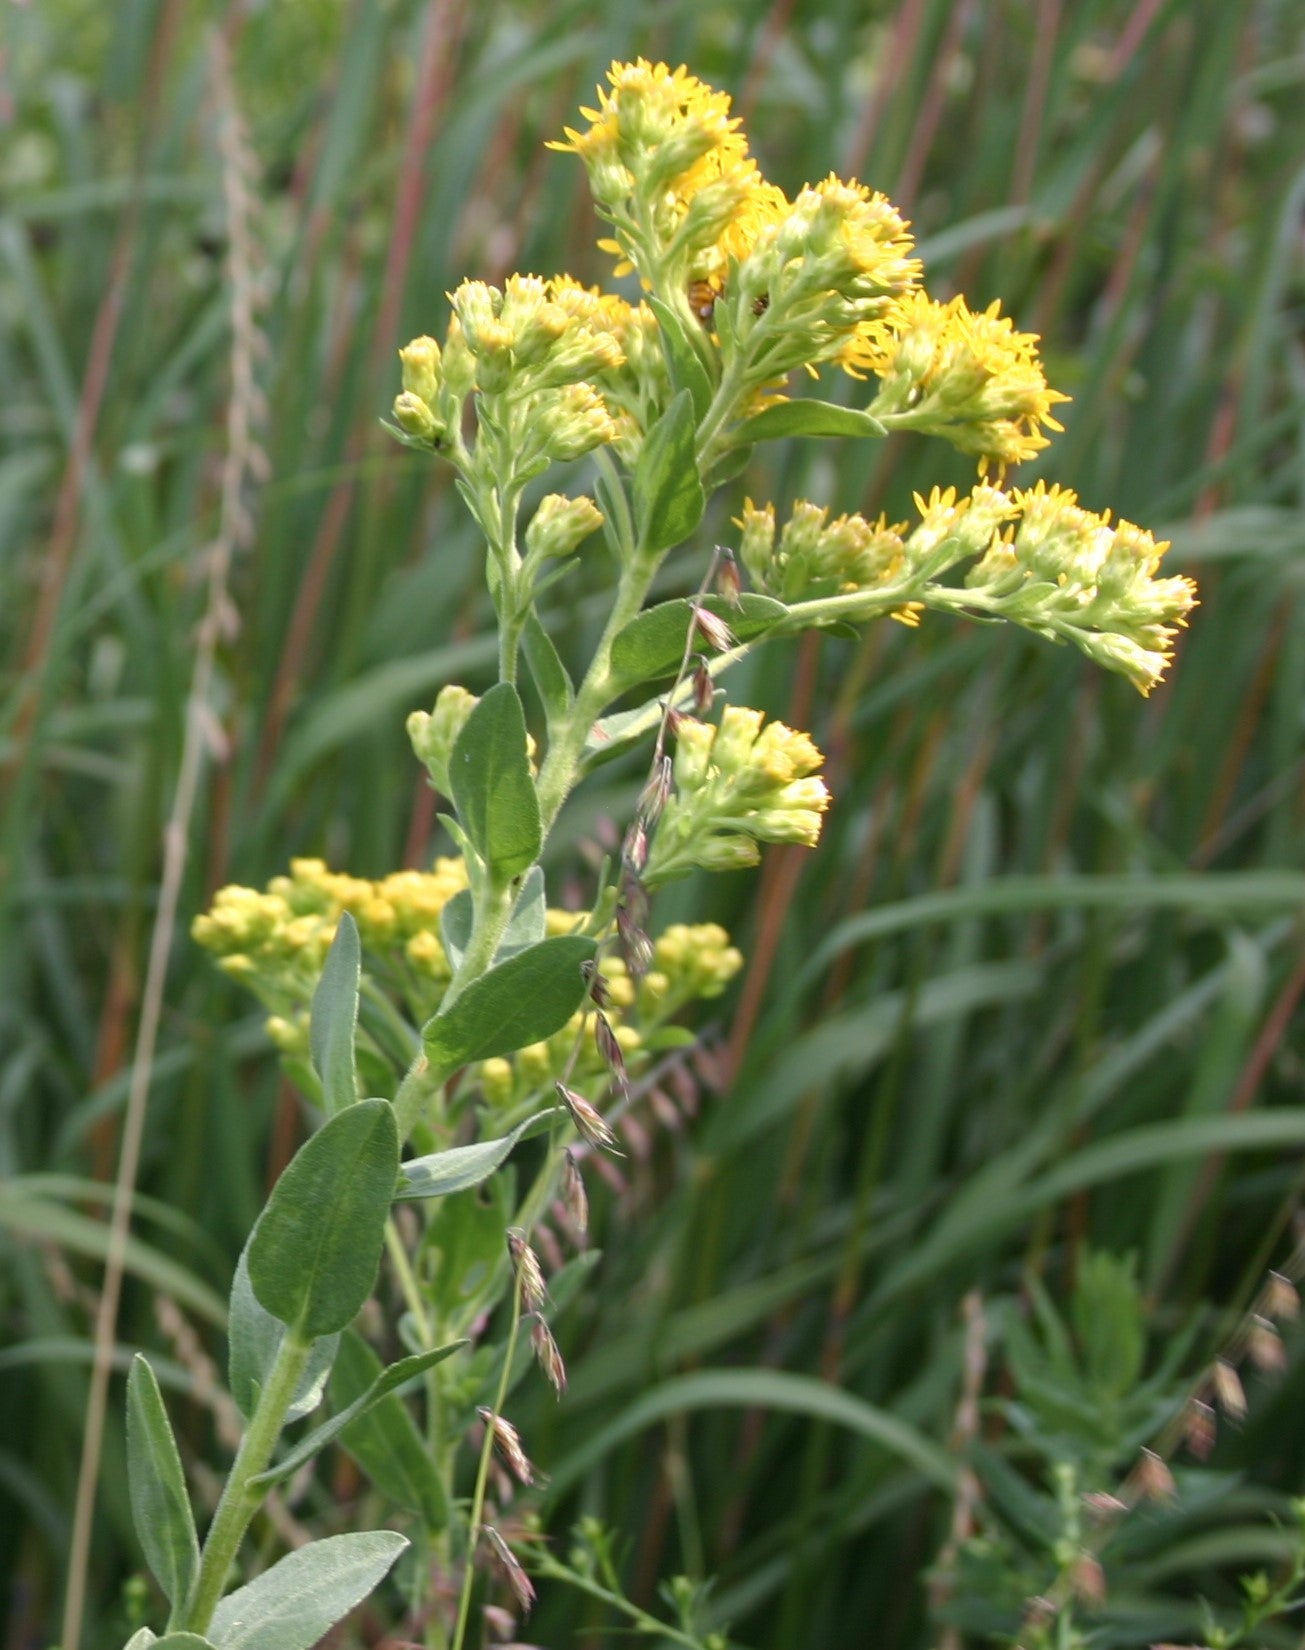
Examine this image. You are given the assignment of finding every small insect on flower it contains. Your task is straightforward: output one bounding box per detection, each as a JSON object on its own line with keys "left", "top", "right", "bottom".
{"left": 688, "top": 279, "right": 719, "bottom": 325}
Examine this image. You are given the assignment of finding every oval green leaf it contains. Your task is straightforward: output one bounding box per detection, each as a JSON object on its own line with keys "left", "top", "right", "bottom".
{"left": 206, "top": 1531, "right": 408, "bottom": 1650}
{"left": 448, "top": 682, "right": 541, "bottom": 883}
{"left": 247, "top": 1099, "right": 399, "bottom": 1339}
{"left": 423, "top": 934, "right": 596, "bottom": 1072}
{"left": 732, "top": 399, "right": 887, "bottom": 443}
{"left": 309, "top": 911, "right": 360, "bottom": 1116}
{"left": 126, "top": 1354, "right": 199, "bottom": 1609}
{"left": 609, "top": 593, "right": 787, "bottom": 691}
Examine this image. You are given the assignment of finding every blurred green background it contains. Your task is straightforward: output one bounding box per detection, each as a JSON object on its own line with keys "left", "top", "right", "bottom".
{"left": 3, "top": 1, "right": 1305, "bottom": 1646}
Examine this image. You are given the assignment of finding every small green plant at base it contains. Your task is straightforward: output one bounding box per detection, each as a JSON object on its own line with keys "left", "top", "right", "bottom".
{"left": 118, "top": 57, "right": 1196, "bottom": 1650}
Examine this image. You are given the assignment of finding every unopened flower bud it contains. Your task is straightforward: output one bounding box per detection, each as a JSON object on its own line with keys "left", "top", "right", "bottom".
{"left": 506, "top": 1228, "right": 547, "bottom": 1313}
{"left": 477, "top": 1408, "right": 535, "bottom": 1485}
{"left": 398, "top": 335, "right": 441, "bottom": 401}
{"left": 525, "top": 493, "right": 604, "bottom": 561}
{"left": 1182, "top": 1397, "right": 1216, "bottom": 1459}
{"left": 561, "top": 1149, "right": 589, "bottom": 1235}
{"left": 1133, "top": 1448, "right": 1176, "bottom": 1503}
{"left": 623, "top": 818, "right": 649, "bottom": 873}
{"left": 1069, "top": 1552, "right": 1106, "bottom": 1607}
{"left": 407, "top": 684, "right": 478, "bottom": 795}
{"left": 483, "top": 1525, "right": 536, "bottom": 1614}
{"left": 1248, "top": 1316, "right": 1286, "bottom": 1375}
{"left": 556, "top": 1081, "right": 619, "bottom": 1152}
{"left": 691, "top": 657, "right": 714, "bottom": 717}
{"left": 393, "top": 391, "right": 441, "bottom": 443}
{"left": 691, "top": 601, "right": 736, "bottom": 653}
{"left": 531, "top": 1315, "right": 567, "bottom": 1396}
{"left": 638, "top": 754, "right": 674, "bottom": 825}
{"left": 1265, "top": 1271, "right": 1300, "bottom": 1321}
{"left": 594, "top": 1012, "right": 629, "bottom": 1097}
{"left": 1211, "top": 1358, "right": 1247, "bottom": 1422}
{"left": 716, "top": 548, "right": 743, "bottom": 607}
{"left": 579, "top": 957, "right": 610, "bottom": 1010}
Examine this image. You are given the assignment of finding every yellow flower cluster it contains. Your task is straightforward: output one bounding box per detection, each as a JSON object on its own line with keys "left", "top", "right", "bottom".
{"left": 647, "top": 708, "right": 831, "bottom": 883}
{"left": 737, "top": 497, "right": 908, "bottom": 602}
{"left": 194, "top": 859, "right": 745, "bottom": 1088}
{"left": 192, "top": 857, "right": 471, "bottom": 1044}
{"left": 479, "top": 922, "right": 744, "bottom": 1108}
{"left": 965, "top": 481, "right": 1198, "bottom": 694}
{"left": 736, "top": 483, "right": 1195, "bottom": 692}
{"left": 849, "top": 291, "right": 1070, "bottom": 472}
{"left": 393, "top": 274, "right": 628, "bottom": 474}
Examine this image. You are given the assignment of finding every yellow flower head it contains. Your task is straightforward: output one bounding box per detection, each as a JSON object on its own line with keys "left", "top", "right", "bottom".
{"left": 850, "top": 291, "right": 1069, "bottom": 472}
{"left": 551, "top": 59, "right": 746, "bottom": 195}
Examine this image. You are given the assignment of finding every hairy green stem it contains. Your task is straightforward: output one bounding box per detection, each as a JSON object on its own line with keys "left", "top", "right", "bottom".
{"left": 182, "top": 1329, "right": 315, "bottom": 1633}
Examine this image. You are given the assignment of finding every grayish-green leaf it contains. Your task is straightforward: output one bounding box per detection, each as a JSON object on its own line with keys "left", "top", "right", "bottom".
{"left": 247, "top": 1099, "right": 399, "bottom": 1339}
{"left": 309, "top": 911, "right": 360, "bottom": 1116}
{"left": 126, "top": 1354, "right": 199, "bottom": 1607}
{"left": 228, "top": 1241, "right": 339, "bottom": 1423}
{"left": 448, "top": 682, "right": 541, "bottom": 883}
{"left": 207, "top": 1531, "right": 408, "bottom": 1650}
{"left": 396, "top": 1112, "right": 546, "bottom": 1200}
{"left": 423, "top": 934, "right": 596, "bottom": 1072}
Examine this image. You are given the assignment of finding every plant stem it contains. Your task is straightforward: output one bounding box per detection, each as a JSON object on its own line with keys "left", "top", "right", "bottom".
{"left": 450, "top": 1274, "right": 525, "bottom": 1650}
{"left": 533, "top": 554, "right": 661, "bottom": 836}
{"left": 182, "top": 1328, "right": 315, "bottom": 1633}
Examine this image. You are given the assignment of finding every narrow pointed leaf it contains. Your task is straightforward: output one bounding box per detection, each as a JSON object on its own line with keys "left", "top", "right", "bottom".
{"left": 522, "top": 608, "right": 574, "bottom": 725}
{"left": 249, "top": 1340, "right": 465, "bottom": 1487}
{"left": 126, "top": 1354, "right": 200, "bottom": 1608}
{"left": 633, "top": 389, "right": 704, "bottom": 555}
{"left": 326, "top": 1330, "right": 449, "bottom": 1526}
{"left": 206, "top": 1531, "right": 408, "bottom": 1650}
{"left": 228, "top": 1240, "right": 339, "bottom": 1423}
{"left": 423, "top": 934, "right": 596, "bottom": 1072}
{"left": 648, "top": 296, "right": 714, "bottom": 420}
{"left": 151, "top": 1638, "right": 216, "bottom": 1649}
{"left": 309, "top": 911, "right": 360, "bottom": 1116}
{"left": 448, "top": 682, "right": 541, "bottom": 882}
{"left": 247, "top": 1099, "right": 399, "bottom": 1339}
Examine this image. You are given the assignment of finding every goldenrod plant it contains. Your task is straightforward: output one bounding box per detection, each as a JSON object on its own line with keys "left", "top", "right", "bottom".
{"left": 119, "top": 59, "right": 1196, "bottom": 1649}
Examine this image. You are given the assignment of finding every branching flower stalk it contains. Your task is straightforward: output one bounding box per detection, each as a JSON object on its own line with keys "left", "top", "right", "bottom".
{"left": 114, "top": 58, "right": 1200, "bottom": 1650}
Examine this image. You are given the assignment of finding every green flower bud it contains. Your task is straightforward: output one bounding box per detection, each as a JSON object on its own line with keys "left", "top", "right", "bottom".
{"left": 525, "top": 493, "right": 605, "bottom": 561}
{"left": 399, "top": 335, "right": 441, "bottom": 401}
{"left": 393, "top": 391, "right": 441, "bottom": 443}
{"left": 407, "top": 684, "right": 478, "bottom": 794}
